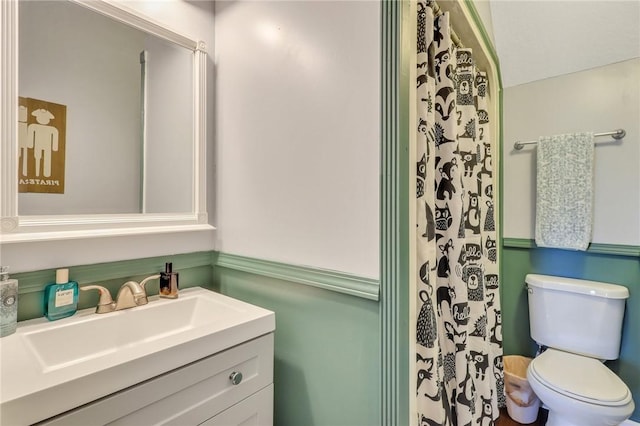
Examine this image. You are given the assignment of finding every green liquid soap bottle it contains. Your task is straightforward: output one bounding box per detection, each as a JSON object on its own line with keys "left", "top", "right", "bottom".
{"left": 44, "top": 268, "right": 78, "bottom": 321}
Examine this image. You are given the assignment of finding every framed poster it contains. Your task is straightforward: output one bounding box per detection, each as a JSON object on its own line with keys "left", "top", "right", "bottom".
{"left": 18, "top": 97, "right": 66, "bottom": 194}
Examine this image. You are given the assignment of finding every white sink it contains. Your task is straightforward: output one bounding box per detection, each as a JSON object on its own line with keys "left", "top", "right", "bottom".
{"left": 0, "top": 287, "right": 275, "bottom": 425}
{"left": 23, "top": 294, "right": 221, "bottom": 372}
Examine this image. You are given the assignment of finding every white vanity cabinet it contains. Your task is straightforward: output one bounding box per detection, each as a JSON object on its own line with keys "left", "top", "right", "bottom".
{"left": 1, "top": 288, "right": 275, "bottom": 425}
{"left": 39, "top": 333, "right": 274, "bottom": 426}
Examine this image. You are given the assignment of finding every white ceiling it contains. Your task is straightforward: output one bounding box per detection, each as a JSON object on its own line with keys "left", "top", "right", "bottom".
{"left": 489, "top": 1, "right": 640, "bottom": 88}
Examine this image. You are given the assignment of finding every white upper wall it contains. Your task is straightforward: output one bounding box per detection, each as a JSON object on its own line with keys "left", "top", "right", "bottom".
{"left": 495, "top": 2, "right": 640, "bottom": 246}
{"left": 490, "top": 1, "right": 640, "bottom": 88}
{"left": 502, "top": 58, "right": 640, "bottom": 245}
{"left": 472, "top": 0, "right": 496, "bottom": 48}
{"left": 120, "top": 1, "right": 214, "bottom": 44}
{"left": 214, "top": 1, "right": 380, "bottom": 279}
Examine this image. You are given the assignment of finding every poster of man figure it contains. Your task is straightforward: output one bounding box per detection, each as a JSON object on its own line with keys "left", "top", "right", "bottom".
{"left": 18, "top": 97, "right": 66, "bottom": 194}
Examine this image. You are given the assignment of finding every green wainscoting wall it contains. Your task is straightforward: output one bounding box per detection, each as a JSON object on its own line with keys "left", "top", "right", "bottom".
{"left": 214, "top": 262, "right": 381, "bottom": 426}
{"left": 12, "top": 251, "right": 215, "bottom": 322}
{"left": 501, "top": 241, "right": 640, "bottom": 421}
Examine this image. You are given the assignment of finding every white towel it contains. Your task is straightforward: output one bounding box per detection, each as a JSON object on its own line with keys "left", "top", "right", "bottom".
{"left": 535, "top": 132, "right": 594, "bottom": 250}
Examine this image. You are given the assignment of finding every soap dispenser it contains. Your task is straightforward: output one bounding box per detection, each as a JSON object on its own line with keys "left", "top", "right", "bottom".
{"left": 0, "top": 266, "right": 18, "bottom": 337}
{"left": 44, "top": 268, "right": 78, "bottom": 321}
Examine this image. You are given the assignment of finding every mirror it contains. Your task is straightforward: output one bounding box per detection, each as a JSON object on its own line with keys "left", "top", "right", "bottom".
{"left": 1, "top": 0, "right": 210, "bottom": 241}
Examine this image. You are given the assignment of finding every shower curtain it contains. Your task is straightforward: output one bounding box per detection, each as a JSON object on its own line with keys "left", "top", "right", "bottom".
{"left": 415, "top": 3, "right": 503, "bottom": 425}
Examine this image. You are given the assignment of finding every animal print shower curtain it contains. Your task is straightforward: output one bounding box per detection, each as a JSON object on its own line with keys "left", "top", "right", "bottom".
{"left": 415, "top": 3, "right": 503, "bottom": 425}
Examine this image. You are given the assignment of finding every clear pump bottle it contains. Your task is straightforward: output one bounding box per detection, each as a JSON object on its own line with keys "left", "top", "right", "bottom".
{"left": 0, "top": 266, "right": 18, "bottom": 337}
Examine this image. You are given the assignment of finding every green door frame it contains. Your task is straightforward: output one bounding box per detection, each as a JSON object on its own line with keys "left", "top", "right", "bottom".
{"left": 379, "top": 1, "right": 411, "bottom": 424}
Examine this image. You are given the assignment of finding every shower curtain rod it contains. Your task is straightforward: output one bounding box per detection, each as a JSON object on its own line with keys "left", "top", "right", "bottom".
{"left": 427, "top": 1, "right": 464, "bottom": 48}
{"left": 513, "top": 129, "right": 626, "bottom": 150}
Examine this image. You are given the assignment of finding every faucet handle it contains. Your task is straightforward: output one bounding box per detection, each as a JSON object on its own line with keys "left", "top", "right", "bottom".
{"left": 139, "top": 274, "right": 161, "bottom": 293}
{"left": 81, "top": 285, "right": 115, "bottom": 314}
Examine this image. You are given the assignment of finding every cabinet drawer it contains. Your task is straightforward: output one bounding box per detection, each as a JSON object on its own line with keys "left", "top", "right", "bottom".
{"left": 39, "top": 334, "right": 274, "bottom": 426}
{"left": 199, "top": 384, "right": 273, "bottom": 426}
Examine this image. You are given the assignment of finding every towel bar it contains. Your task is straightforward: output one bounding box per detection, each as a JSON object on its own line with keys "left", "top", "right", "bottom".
{"left": 513, "top": 129, "right": 626, "bottom": 150}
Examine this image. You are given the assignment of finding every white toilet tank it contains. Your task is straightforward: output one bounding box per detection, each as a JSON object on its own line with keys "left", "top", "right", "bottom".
{"left": 526, "top": 274, "right": 629, "bottom": 360}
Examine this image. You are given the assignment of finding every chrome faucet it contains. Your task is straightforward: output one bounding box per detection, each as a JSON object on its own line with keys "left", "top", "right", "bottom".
{"left": 81, "top": 274, "right": 161, "bottom": 314}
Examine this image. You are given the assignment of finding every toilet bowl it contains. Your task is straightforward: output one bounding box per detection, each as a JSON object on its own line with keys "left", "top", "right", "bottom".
{"left": 527, "top": 349, "right": 634, "bottom": 426}
{"left": 524, "top": 274, "right": 635, "bottom": 426}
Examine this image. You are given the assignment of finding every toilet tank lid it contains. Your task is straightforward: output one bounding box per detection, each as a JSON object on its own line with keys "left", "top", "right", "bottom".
{"left": 525, "top": 274, "right": 629, "bottom": 299}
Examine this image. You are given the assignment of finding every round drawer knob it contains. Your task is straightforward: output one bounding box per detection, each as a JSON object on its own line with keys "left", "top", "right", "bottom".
{"left": 229, "top": 371, "right": 243, "bottom": 385}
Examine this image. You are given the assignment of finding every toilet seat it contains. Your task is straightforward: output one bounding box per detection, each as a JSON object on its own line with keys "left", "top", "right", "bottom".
{"left": 528, "top": 349, "right": 632, "bottom": 406}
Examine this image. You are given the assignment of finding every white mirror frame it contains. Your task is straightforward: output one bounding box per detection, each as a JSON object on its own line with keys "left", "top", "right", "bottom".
{"left": 0, "top": 0, "right": 212, "bottom": 243}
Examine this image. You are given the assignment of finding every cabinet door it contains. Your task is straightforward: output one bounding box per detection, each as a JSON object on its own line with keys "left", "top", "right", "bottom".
{"left": 199, "top": 385, "right": 273, "bottom": 426}
{"left": 38, "top": 334, "right": 273, "bottom": 426}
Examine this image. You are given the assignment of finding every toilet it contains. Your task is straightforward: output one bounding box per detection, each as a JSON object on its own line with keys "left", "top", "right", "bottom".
{"left": 525, "top": 274, "right": 635, "bottom": 426}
